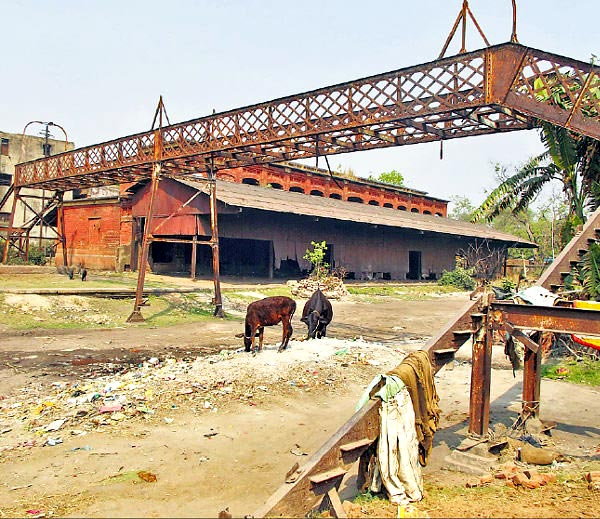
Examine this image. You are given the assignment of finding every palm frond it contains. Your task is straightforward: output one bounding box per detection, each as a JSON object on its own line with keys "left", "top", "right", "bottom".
{"left": 470, "top": 156, "right": 550, "bottom": 223}
{"left": 582, "top": 243, "right": 600, "bottom": 301}
{"left": 540, "top": 123, "right": 578, "bottom": 171}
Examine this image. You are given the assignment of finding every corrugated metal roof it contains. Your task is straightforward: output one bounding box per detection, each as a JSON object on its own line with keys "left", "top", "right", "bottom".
{"left": 175, "top": 178, "right": 535, "bottom": 247}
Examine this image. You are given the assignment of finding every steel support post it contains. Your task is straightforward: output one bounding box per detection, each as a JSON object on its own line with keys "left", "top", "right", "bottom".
{"left": 127, "top": 163, "right": 161, "bottom": 323}
{"left": 25, "top": 230, "right": 30, "bottom": 262}
{"left": 191, "top": 234, "right": 197, "bottom": 281}
{"left": 2, "top": 187, "right": 20, "bottom": 264}
{"left": 56, "top": 192, "right": 68, "bottom": 268}
{"left": 208, "top": 175, "right": 224, "bottom": 318}
{"left": 468, "top": 312, "right": 492, "bottom": 436}
{"left": 522, "top": 345, "right": 541, "bottom": 418}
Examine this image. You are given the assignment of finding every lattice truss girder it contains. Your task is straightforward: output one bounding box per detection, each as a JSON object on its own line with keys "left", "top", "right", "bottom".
{"left": 14, "top": 43, "right": 600, "bottom": 191}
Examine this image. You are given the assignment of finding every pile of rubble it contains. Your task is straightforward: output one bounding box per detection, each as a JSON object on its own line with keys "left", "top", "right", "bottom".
{"left": 287, "top": 278, "right": 349, "bottom": 299}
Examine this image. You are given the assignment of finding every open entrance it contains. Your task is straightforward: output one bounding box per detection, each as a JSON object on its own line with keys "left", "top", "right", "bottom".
{"left": 219, "top": 237, "right": 272, "bottom": 277}
{"left": 150, "top": 237, "right": 274, "bottom": 277}
{"left": 407, "top": 250, "right": 422, "bottom": 280}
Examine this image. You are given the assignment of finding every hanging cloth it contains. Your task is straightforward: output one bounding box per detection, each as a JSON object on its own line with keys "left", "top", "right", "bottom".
{"left": 388, "top": 350, "right": 441, "bottom": 466}
{"left": 358, "top": 375, "right": 423, "bottom": 505}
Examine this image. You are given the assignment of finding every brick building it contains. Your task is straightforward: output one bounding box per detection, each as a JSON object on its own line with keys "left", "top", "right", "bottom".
{"left": 58, "top": 166, "right": 532, "bottom": 279}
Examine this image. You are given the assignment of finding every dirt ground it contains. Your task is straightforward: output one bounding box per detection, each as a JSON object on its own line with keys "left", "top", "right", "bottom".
{"left": 1, "top": 280, "right": 599, "bottom": 518}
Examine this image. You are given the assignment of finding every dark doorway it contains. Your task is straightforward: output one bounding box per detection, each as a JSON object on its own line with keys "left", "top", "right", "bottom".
{"left": 193, "top": 237, "right": 272, "bottom": 277}
{"left": 407, "top": 250, "right": 422, "bottom": 280}
{"left": 324, "top": 243, "right": 334, "bottom": 268}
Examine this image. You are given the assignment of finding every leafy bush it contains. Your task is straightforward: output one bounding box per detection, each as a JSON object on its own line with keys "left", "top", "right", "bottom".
{"left": 438, "top": 267, "right": 476, "bottom": 290}
{"left": 582, "top": 242, "right": 600, "bottom": 301}
{"left": 8, "top": 245, "right": 51, "bottom": 266}
{"left": 303, "top": 241, "right": 329, "bottom": 281}
{"left": 497, "top": 277, "right": 517, "bottom": 293}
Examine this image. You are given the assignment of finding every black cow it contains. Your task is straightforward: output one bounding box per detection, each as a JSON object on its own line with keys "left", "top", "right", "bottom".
{"left": 301, "top": 289, "right": 333, "bottom": 339}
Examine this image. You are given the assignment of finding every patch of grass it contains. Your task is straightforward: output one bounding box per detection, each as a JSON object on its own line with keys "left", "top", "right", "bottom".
{"left": 353, "top": 491, "right": 388, "bottom": 505}
{"left": 258, "top": 286, "right": 293, "bottom": 297}
{"left": 347, "top": 284, "right": 463, "bottom": 300}
{"left": 542, "top": 358, "right": 600, "bottom": 386}
{"left": 0, "top": 292, "right": 225, "bottom": 331}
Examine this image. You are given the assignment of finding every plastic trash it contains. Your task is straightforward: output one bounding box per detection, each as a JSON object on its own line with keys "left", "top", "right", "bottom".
{"left": 137, "top": 471, "right": 157, "bottom": 482}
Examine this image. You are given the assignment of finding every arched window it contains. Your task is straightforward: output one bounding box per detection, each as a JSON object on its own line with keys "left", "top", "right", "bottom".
{"left": 368, "top": 200, "right": 380, "bottom": 206}
{"left": 410, "top": 208, "right": 419, "bottom": 213}
{"left": 289, "top": 186, "right": 305, "bottom": 193}
{"left": 269, "top": 182, "right": 283, "bottom": 190}
{"left": 383, "top": 203, "right": 393, "bottom": 208}
{"left": 423, "top": 210, "right": 432, "bottom": 215}
{"left": 310, "top": 190, "right": 324, "bottom": 197}
{"left": 242, "top": 178, "right": 259, "bottom": 186}
{"left": 435, "top": 212, "right": 443, "bottom": 217}
{"left": 329, "top": 193, "right": 342, "bottom": 200}
{"left": 398, "top": 205, "right": 407, "bottom": 211}
{"left": 348, "top": 196, "right": 364, "bottom": 203}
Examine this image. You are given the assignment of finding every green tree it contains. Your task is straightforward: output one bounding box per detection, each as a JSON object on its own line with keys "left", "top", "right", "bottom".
{"left": 472, "top": 64, "right": 600, "bottom": 226}
{"left": 449, "top": 196, "right": 476, "bottom": 221}
{"left": 368, "top": 170, "right": 405, "bottom": 187}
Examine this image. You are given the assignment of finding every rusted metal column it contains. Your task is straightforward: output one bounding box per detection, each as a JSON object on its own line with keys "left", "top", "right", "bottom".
{"left": 2, "top": 186, "right": 19, "bottom": 264}
{"left": 522, "top": 346, "right": 541, "bottom": 418}
{"left": 468, "top": 311, "right": 492, "bottom": 436}
{"left": 208, "top": 173, "right": 224, "bottom": 318}
{"left": 25, "top": 229, "right": 31, "bottom": 262}
{"left": 56, "top": 192, "right": 68, "bottom": 268}
{"left": 191, "top": 234, "right": 197, "bottom": 281}
{"left": 127, "top": 163, "right": 161, "bottom": 322}
{"left": 510, "top": 0, "right": 519, "bottom": 43}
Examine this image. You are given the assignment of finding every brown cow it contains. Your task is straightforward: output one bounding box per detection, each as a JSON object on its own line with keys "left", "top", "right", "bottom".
{"left": 241, "top": 296, "right": 296, "bottom": 354}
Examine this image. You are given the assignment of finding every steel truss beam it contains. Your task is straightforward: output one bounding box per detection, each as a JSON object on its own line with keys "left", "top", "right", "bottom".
{"left": 13, "top": 43, "right": 600, "bottom": 191}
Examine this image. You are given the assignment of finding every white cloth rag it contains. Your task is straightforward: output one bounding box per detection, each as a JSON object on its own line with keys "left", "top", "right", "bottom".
{"left": 361, "top": 375, "right": 423, "bottom": 505}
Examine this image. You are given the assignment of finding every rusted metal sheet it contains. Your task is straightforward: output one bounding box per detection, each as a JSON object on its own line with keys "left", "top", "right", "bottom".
{"left": 491, "top": 303, "right": 600, "bottom": 336}
{"left": 13, "top": 43, "right": 599, "bottom": 192}
{"left": 149, "top": 215, "right": 196, "bottom": 236}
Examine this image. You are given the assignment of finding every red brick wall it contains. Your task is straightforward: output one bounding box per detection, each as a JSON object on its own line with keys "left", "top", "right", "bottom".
{"left": 56, "top": 202, "right": 122, "bottom": 270}
{"left": 217, "top": 164, "right": 448, "bottom": 216}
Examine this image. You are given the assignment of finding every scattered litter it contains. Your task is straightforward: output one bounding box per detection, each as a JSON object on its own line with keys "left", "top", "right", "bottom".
{"left": 10, "top": 484, "right": 33, "bottom": 491}
{"left": 204, "top": 432, "right": 219, "bottom": 439}
{"left": 137, "top": 471, "right": 158, "bottom": 483}
{"left": 70, "top": 445, "right": 93, "bottom": 451}
{"left": 44, "top": 418, "right": 66, "bottom": 432}
{"left": 585, "top": 471, "right": 600, "bottom": 490}
{"left": 46, "top": 437, "right": 63, "bottom": 446}
{"left": 285, "top": 462, "right": 302, "bottom": 483}
{"left": 99, "top": 404, "right": 123, "bottom": 414}
{"left": 290, "top": 444, "right": 308, "bottom": 456}
{"left": 198, "top": 456, "right": 210, "bottom": 463}
{"left": 0, "top": 337, "right": 397, "bottom": 452}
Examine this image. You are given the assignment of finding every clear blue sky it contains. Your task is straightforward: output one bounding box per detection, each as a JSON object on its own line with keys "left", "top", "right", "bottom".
{"left": 3, "top": 1, "right": 598, "bottom": 206}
